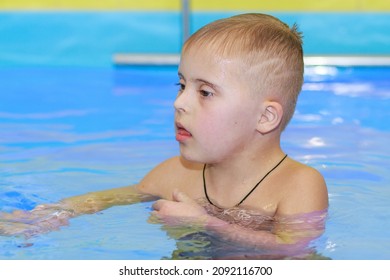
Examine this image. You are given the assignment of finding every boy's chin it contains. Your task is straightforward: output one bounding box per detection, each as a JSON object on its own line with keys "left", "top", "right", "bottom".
{"left": 179, "top": 152, "right": 205, "bottom": 165}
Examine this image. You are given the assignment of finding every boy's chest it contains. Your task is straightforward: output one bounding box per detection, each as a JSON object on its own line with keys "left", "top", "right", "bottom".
{"left": 175, "top": 173, "right": 283, "bottom": 217}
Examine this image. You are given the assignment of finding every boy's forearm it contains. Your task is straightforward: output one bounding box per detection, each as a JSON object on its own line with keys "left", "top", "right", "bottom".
{"left": 0, "top": 185, "right": 157, "bottom": 238}
{"left": 58, "top": 185, "right": 157, "bottom": 216}
{"left": 204, "top": 215, "right": 303, "bottom": 251}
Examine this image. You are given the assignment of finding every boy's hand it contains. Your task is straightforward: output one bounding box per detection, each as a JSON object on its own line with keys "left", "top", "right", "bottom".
{"left": 151, "top": 189, "right": 209, "bottom": 226}
{"left": 0, "top": 204, "right": 74, "bottom": 238}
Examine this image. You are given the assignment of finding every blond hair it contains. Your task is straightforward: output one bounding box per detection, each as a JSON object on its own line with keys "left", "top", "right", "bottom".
{"left": 183, "top": 13, "right": 304, "bottom": 130}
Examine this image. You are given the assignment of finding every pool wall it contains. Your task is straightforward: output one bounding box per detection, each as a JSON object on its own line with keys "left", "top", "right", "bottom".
{"left": 0, "top": 1, "right": 389, "bottom": 67}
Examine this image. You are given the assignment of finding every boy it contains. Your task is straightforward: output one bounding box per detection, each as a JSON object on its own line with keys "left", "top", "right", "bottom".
{"left": 1, "top": 13, "right": 328, "bottom": 253}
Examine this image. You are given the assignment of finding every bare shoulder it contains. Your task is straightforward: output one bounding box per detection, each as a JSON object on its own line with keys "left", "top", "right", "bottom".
{"left": 137, "top": 156, "right": 202, "bottom": 200}
{"left": 276, "top": 158, "right": 328, "bottom": 216}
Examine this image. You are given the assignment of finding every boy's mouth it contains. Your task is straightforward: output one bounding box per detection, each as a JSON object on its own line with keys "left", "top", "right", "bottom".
{"left": 175, "top": 122, "right": 192, "bottom": 142}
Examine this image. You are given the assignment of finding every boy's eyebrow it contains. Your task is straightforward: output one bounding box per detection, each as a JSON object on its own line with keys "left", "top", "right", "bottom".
{"left": 195, "top": 78, "right": 220, "bottom": 91}
{"left": 178, "top": 72, "right": 185, "bottom": 81}
{"left": 178, "top": 72, "right": 220, "bottom": 91}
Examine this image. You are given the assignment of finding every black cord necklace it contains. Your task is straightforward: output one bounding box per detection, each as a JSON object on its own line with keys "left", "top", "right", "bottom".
{"left": 203, "top": 154, "right": 288, "bottom": 209}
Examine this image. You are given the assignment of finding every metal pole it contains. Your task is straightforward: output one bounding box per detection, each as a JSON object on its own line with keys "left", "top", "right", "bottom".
{"left": 181, "top": 0, "right": 190, "bottom": 44}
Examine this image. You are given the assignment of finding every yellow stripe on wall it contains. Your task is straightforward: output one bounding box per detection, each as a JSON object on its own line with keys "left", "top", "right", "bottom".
{"left": 193, "top": 0, "right": 390, "bottom": 11}
{"left": 0, "top": 0, "right": 179, "bottom": 10}
{"left": 1, "top": 0, "right": 389, "bottom": 11}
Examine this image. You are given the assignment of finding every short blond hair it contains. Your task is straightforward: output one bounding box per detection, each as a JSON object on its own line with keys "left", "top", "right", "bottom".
{"left": 183, "top": 13, "right": 304, "bottom": 130}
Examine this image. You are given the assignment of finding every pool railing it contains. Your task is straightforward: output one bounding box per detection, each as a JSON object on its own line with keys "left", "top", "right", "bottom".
{"left": 113, "top": 54, "right": 390, "bottom": 67}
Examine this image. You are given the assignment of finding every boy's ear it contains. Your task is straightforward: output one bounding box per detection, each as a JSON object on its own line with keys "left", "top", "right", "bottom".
{"left": 257, "top": 101, "right": 283, "bottom": 134}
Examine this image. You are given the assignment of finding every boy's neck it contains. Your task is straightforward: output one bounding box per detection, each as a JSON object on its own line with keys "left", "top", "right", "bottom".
{"left": 204, "top": 140, "right": 285, "bottom": 206}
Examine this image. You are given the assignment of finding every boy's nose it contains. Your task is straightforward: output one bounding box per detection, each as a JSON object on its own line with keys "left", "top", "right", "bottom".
{"left": 174, "top": 90, "right": 189, "bottom": 113}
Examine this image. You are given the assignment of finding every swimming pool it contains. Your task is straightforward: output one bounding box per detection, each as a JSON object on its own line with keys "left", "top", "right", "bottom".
{"left": 0, "top": 11, "right": 390, "bottom": 259}
{"left": 1, "top": 64, "right": 389, "bottom": 259}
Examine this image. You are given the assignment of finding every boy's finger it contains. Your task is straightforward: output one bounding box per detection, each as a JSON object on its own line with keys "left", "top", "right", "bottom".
{"left": 151, "top": 199, "right": 167, "bottom": 211}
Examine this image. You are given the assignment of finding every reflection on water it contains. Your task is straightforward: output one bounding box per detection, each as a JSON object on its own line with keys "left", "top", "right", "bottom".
{"left": 1, "top": 66, "right": 390, "bottom": 259}
{"left": 165, "top": 231, "right": 331, "bottom": 260}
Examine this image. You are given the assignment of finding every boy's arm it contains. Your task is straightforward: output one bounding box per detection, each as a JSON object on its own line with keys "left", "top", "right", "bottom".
{"left": 34, "top": 157, "right": 185, "bottom": 216}
{"left": 0, "top": 185, "right": 156, "bottom": 237}
{"left": 152, "top": 190, "right": 326, "bottom": 251}
{"left": 203, "top": 216, "right": 323, "bottom": 252}
{"left": 0, "top": 156, "right": 180, "bottom": 237}
{"left": 59, "top": 185, "right": 156, "bottom": 216}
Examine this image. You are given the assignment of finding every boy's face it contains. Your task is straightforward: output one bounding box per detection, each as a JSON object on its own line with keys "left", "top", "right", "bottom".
{"left": 174, "top": 46, "right": 262, "bottom": 163}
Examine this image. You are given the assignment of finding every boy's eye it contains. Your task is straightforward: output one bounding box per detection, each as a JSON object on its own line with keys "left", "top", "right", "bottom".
{"left": 175, "top": 82, "right": 185, "bottom": 91}
{"left": 200, "top": 90, "right": 213, "bottom": 97}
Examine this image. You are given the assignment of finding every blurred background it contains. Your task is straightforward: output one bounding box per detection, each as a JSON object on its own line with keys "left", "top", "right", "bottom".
{"left": 0, "top": 0, "right": 389, "bottom": 67}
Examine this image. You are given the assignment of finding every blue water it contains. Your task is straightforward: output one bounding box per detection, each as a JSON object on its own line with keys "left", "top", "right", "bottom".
{"left": 1, "top": 65, "right": 389, "bottom": 259}
{"left": 0, "top": 66, "right": 181, "bottom": 259}
{"left": 0, "top": 11, "right": 390, "bottom": 259}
